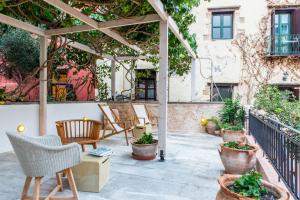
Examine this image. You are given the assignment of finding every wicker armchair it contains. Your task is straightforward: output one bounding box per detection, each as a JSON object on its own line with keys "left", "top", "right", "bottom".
{"left": 6, "top": 132, "right": 81, "bottom": 200}
{"left": 56, "top": 119, "right": 102, "bottom": 152}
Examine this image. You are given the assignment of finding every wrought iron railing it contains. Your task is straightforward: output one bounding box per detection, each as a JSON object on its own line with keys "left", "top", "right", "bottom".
{"left": 266, "top": 34, "right": 300, "bottom": 56}
{"left": 249, "top": 111, "right": 300, "bottom": 199}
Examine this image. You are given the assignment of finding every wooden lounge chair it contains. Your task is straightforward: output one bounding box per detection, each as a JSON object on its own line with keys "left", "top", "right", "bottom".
{"left": 56, "top": 119, "right": 102, "bottom": 152}
{"left": 98, "top": 103, "right": 133, "bottom": 145}
{"left": 131, "top": 103, "right": 158, "bottom": 126}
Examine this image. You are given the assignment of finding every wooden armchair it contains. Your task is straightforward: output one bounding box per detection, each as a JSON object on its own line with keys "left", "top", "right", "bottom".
{"left": 56, "top": 119, "right": 102, "bottom": 152}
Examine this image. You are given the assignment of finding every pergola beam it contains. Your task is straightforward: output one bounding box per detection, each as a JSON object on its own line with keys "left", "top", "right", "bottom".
{"left": 147, "top": 0, "right": 197, "bottom": 59}
{"left": 45, "top": 14, "right": 160, "bottom": 36}
{"left": 42, "top": 0, "right": 141, "bottom": 52}
{"left": 0, "top": 13, "right": 45, "bottom": 36}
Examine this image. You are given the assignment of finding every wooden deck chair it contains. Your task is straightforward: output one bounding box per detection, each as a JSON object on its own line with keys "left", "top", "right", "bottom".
{"left": 131, "top": 103, "right": 158, "bottom": 126}
{"left": 98, "top": 103, "right": 133, "bottom": 145}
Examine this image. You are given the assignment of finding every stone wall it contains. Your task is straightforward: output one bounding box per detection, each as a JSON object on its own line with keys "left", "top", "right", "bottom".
{"left": 108, "top": 102, "right": 223, "bottom": 133}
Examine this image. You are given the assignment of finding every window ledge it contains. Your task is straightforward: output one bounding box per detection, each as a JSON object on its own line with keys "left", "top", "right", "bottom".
{"left": 208, "top": 6, "right": 240, "bottom": 12}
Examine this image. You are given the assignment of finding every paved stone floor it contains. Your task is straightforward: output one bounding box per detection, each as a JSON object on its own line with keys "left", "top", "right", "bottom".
{"left": 0, "top": 132, "right": 224, "bottom": 200}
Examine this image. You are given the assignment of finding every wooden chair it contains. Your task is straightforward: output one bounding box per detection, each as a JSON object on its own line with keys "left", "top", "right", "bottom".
{"left": 56, "top": 119, "right": 102, "bottom": 152}
{"left": 98, "top": 103, "right": 133, "bottom": 145}
{"left": 131, "top": 103, "right": 158, "bottom": 126}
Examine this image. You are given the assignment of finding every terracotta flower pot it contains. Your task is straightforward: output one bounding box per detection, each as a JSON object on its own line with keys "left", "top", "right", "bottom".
{"left": 214, "top": 130, "right": 221, "bottom": 136}
{"left": 219, "top": 143, "right": 258, "bottom": 174}
{"left": 216, "top": 174, "right": 290, "bottom": 200}
{"left": 131, "top": 139, "right": 158, "bottom": 160}
{"left": 222, "top": 129, "right": 246, "bottom": 143}
{"left": 206, "top": 121, "right": 217, "bottom": 135}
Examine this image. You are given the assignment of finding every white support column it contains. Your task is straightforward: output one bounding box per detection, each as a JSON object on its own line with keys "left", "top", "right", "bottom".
{"left": 191, "top": 58, "right": 199, "bottom": 102}
{"left": 39, "top": 36, "right": 48, "bottom": 135}
{"left": 158, "top": 20, "right": 168, "bottom": 160}
{"left": 111, "top": 60, "right": 116, "bottom": 101}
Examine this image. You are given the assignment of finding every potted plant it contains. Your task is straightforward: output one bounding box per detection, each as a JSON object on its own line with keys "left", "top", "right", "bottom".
{"left": 219, "top": 141, "right": 258, "bottom": 174}
{"left": 131, "top": 133, "right": 158, "bottom": 160}
{"left": 206, "top": 117, "right": 221, "bottom": 136}
{"left": 216, "top": 171, "right": 290, "bottom": 200}
{"left": 220, "top": 98, "right": 246, "bottom": 142}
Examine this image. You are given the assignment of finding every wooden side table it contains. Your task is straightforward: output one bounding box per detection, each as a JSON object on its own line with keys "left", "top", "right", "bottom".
{"left": 133, "top": 124, "right": 152, "bottom": 139}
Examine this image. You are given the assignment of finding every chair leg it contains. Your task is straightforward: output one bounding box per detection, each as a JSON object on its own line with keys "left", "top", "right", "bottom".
{"left": 33, "top": 177, "right": 41, "bottom": 200}
{"left": 56, "top": 173, "right": 63, "bottom": 192}
{"left": 65, "top": 168, "right": 79, "bottom": 200}
{"left": 124, "top": 130, "right": 129, "bottom": 146}
{"left": 21, "top": 177, "right": 32, "bottom": 200}
{"left": 92, "top": 142, "right": 97, "bottom": 149}
{"left": 81, "top": 144, "right": 85, "bottom": 152}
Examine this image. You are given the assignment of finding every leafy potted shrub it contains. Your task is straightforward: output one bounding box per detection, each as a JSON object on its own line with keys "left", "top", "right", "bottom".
{"left": 131, "top": 133, "right": 158, "bottom": 160}
{"left": 216, "top": 171, "right": 290, "bottom": 200}
{"left": 220, "top": 98, "right": 246, "bottom": 142}
{"left": 219, "top": 141, "right": 258, "bottom": 174}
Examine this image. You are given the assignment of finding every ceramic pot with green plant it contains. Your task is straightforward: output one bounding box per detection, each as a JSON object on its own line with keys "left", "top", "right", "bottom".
{"left": 131, "top": 133, "right": 158, "bottom": 160}
{"left": 219, "top": 98, "right": 246, "bottom": 142}
{"left": 216, "top": 171, "right": 290, "bottom": 200}
{"left": 222, "top": 123, "right": 246, "bottom": 143}
{"left": 206, "top": 117, "right": 220, "bottom": 135}
{"left": 219, "top": 142, "right": 258, "bottom": 174}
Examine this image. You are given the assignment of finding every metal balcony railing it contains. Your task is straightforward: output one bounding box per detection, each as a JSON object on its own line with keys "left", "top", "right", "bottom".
{"left": 249, "top": 111, "right": 300, "bottom": 199}
{"left": 266, "top": 34, "right": 300, "bottom": 56}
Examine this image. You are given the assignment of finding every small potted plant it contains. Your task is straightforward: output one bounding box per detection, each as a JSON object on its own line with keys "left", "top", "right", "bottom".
{"left": 220, "top": 98, "right": 246, "bottom": 142}
{"left": 216, "top": 171, "right": 290, "bottom": 200}
{"left": 131, "top": 133, "right": 158, "bottom": 160}
{"left": 219, "top": 141, "right": 258, "bottom": 174}
{"left": 206, "top": 117, "right": 221, "bottom": 135}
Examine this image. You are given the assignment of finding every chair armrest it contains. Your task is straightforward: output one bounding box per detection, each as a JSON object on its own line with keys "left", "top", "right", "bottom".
{"left": 24, "top": 135, "right": 62, "bottom": 146}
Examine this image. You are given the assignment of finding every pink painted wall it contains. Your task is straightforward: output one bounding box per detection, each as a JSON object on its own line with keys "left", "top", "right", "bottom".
{"left": 67, "top": 68, "right": 95, "bottom": 101}
{"left": 0, "top": 68, "right": 95, "bottom": 101}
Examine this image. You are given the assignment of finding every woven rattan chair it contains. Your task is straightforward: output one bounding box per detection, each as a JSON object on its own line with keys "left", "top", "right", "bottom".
{"left": 6, "top": 132, "right": 81, "bottom": 200}
{"left": 56, "top": 119, "right": 102, "bottom": 152}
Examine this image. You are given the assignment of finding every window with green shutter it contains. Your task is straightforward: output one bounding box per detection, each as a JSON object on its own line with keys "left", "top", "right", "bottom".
{"left": 212, "top": 12, "right": 233, "bottom": 40}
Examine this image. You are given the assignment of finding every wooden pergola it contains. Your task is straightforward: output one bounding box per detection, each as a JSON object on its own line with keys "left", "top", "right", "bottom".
{"left": 0, "top": 0, "right": 198, "bottom": 160}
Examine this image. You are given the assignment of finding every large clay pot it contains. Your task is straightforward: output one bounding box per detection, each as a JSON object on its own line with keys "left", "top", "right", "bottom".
{"left": 206, "top": 121, "right": 217, "bottom": 134}
{"left": 222, "top": 129, "right": 246, "bottom": 143}
{"left": 219, "top": 143, "right": 258, "bottom": 174}
{"left": 131, "top": 139, "right": 158, "bottom": 160}
{"left": 216, "top": 174, "right": 290, "bottom": 200}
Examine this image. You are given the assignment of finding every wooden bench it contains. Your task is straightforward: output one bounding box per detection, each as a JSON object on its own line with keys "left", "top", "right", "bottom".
{"left": 56, "top": 119, "right": 102, "bottom": 152}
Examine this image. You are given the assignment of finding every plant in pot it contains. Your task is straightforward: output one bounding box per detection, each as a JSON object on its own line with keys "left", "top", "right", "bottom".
{"left": 131, "top": 133, "right": 158, "bottom": 160}
{"left": 220, "top": 98, "right": 246, "bottom": 142}
{"left": 219, "top": 141, "right": 258, "bottom": 174}
{"left": 206, "top": 117, "right": 221, "bottom": 136}
{"left": 216, "top": 171, "right": 290, "bottom": 200}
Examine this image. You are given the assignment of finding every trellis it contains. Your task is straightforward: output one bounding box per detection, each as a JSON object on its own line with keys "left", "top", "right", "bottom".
{"left": 0, "top": 0, "right": 198, "bottom": 160}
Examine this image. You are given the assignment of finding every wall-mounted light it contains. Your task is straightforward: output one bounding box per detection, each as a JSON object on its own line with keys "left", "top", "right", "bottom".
{"left": 83, "top": 116, "right": 88, "bottom": 121}
{"left": 17, "top": 124, "right": 25, "bottom": 134}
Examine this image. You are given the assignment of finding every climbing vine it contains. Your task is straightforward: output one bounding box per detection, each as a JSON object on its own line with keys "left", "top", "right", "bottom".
{"left": 232, "top": 0, "right": 300, "bottom": 104}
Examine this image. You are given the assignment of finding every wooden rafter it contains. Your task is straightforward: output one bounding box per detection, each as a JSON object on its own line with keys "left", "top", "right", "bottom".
{"left": 42, "top": 0, "right": 142, "bottom": 52}
{"left": 147, "top": 0, "right": 197, "bottom": 59}
{"left": 45, "top": 14, "right": 160, "bottom": 36}
{"left": 0, "top": 13, "right": 45, "bottom": 36}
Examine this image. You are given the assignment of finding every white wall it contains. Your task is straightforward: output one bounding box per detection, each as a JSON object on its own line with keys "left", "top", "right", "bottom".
{"left": 0, "top": 102, "right": 102, "bottom": 153}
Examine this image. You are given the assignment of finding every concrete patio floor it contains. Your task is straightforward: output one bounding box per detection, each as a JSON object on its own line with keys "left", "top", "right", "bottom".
{"left": 0, "top": 132, "right": 224, "bottom": 200}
